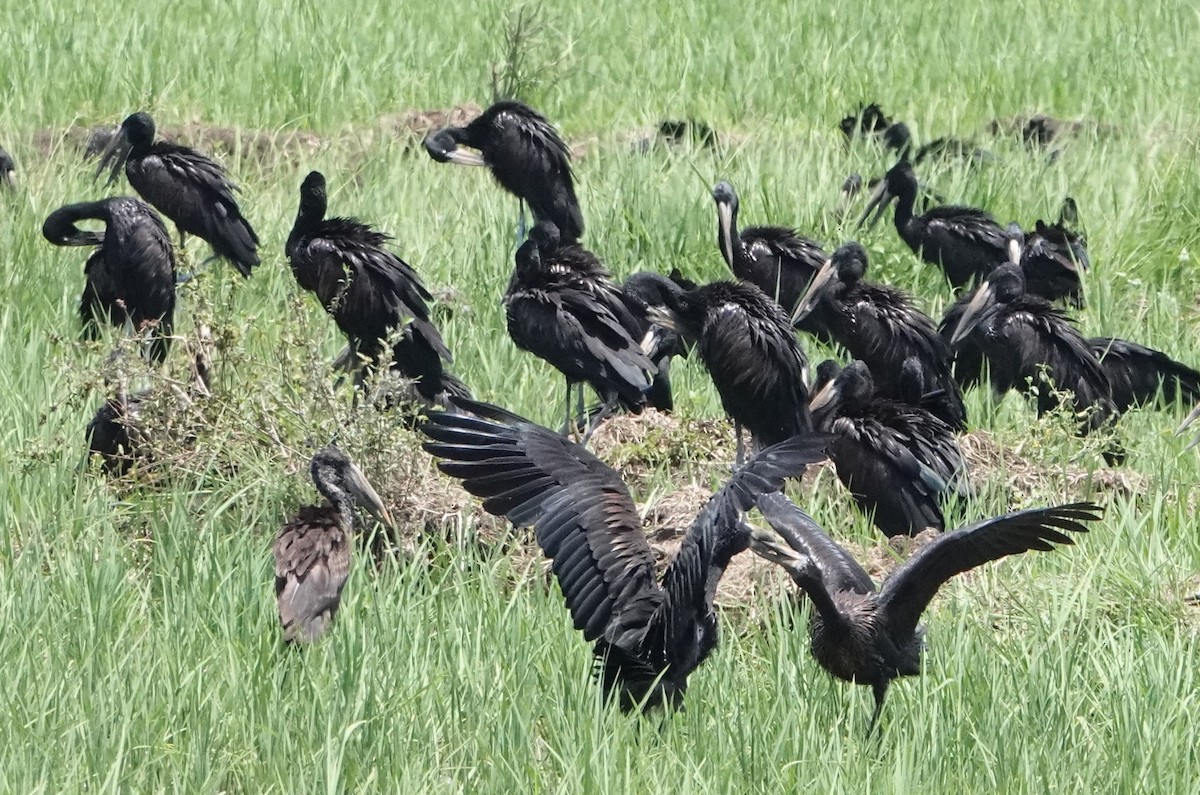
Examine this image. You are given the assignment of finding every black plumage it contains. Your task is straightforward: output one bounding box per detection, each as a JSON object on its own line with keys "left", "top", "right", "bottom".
{"left": 286, "top": 171, "right": 469, "bottom": 409}
{"left": 621, "top": 271, "right": 691, "bottom": 413}
{"left": 421, "top": 398, "right": 830, "bottom": 709}
{"left": 1014, "top": 205, "right": 1089, "bottom": 306}
{"left": 657, "top": 279, "right": 812, "bottom": 460}
{"left": 274, "top": 446, "right": 393, "bottom": 644}
{"left": 839, "top": 103, "right": 892, "bottom": 142}
{"left": 424, "top": 100, "right": 583, "bottom": 244}
{"left": 859, "top": 160, "right": 1009, "bottom": 289}
{"left": 96, "top": 112, "right": 259, "bottom": 276}
{"left": 793, "top": 242, "right": 966, "bottom": 429}
{"left": 948, "top": 264, "right": 1122, "bottom": 460}
{"left": 86, "top": 328, "right": 213, "bottom": 474}
{"left": 505, "top": 222, "right": 656, "bottom": 436}
{"left": 710, "top": 181, "right": 827, "bottom": 325}
{"left": 1088, "top": 338, "right": 1200, "bottom": 413}
{"left": 809, "top": 360, "right": 970, "bottom": 537}
{"left": 750, "top": 491, "right": 1101, "bottom": 733}
{"left": 43, "top": 197, "right": 177, "bottom": 364}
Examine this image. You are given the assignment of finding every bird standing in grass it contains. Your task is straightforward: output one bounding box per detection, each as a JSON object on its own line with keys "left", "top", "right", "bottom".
{"left": 422, "top": 398, "right": 830, "bottom": 709}
{"left": 809, "top": 360, "right": 970, "bottom": 537}
{"left": 286, "top": 171, "right": 470, "bottom": 410}
{"left": 710, "top": 181, "right": 827, "bottom": 326}
{"left": 749, "top": 491, "right": 1101, "bottom": 734}
{"left": 859, "top": 159, "right": 1008, "bottom": 289}
{"left": 425, "top": 100, "right": 583, "bottom": 244}
{"left": 274, "top": 446, "right": 393, "bottom": 644}
{"left": 949, "top": 264, "right": 1122, "bottom": 461}
{"left": 504, "top": 221, "right": 656, "bottom": 439}
{"left": 43, "top": 197, "right": 177, "bottom": 364}
{"left": 653, "top": 279, "right": 812, "bottom": 464}
{"left": 96, "top": 111, "right": 259, "bottom": 277}
{"left": 793, "top": 242, "right": 966, "bottom": 430}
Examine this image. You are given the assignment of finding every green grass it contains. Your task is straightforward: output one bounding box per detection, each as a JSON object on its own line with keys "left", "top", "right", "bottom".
{"left": 1, "top": 0, "right": 1200, "bottom": 791}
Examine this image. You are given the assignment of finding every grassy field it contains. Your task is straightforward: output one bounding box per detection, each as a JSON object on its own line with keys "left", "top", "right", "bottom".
{"left": 2, "top": 0, "right": 1200, "bottom": 791}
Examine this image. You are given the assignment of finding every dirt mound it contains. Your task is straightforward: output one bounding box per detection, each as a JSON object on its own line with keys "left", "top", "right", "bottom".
{"left": 959, "top": 429, "right": 1143, "bottom": 501}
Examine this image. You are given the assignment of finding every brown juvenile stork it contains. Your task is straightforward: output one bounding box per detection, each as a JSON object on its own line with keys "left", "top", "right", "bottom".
{"left": 273, "top": 446, "right": 393, "bottom": 644}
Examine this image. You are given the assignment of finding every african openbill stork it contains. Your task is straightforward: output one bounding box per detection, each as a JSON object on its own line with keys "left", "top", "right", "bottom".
{"left": 1013, "top": 202, "right": 1090, "bottom": 306}
{"left": 0, "top": 147, "right": 15, "bottom": 189}
{"left": 504, "top": 222, "right": 656, "bottom": 438}
{"left": 653, "top": 279, "right": 812, "bottom": 464}
{"left": 96, "top": 112, "right": 259, "bottom": 277}
{"left": 859, "top": 159, "right": 1009, "bottom": 289}
{"left": 749, "top": 491, "right": 1100, "bottom": 734}
{"left": 274, "top": 446, "right": 393, "bottom": 644}
{"left": 86, "top": 326, "right": 213, "bottom": 474}
{"left": 793, "top": 242, "right": 966, "bottom": 429}
{"left": 424, "top": 100, "right": 583, "bottom": 244}
{"left": 809, "top": 360, "right": 970, "bottom": 537}
{"left": 43, "top": 197, "right": 177, "bottom": 364}
{"left": 948, "top": 264, "right": 1123, "bottom": 462}
{"left": 286, "top": 171, "right": 469, "bottom": 410}
{"left": 422, "top": 397, "right": 831, "bottom": 709}
{"left": 710, "top": 181, "right": 826, "bottom": 325}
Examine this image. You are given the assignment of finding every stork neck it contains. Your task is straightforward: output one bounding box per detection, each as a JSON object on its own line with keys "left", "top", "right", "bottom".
{"left": 315, "top": 476, "right": 354, "bottom": 529}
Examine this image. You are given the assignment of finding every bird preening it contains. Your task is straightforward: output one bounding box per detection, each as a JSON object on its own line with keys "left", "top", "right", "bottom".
{"left": 285, "top": 170, "right": 470, "bottom": 411}
{"left": 43, "top": 197, "right": 177, "bottom": 364}
{"left": 424, "top": 100, "right": 584, "bottom": 245}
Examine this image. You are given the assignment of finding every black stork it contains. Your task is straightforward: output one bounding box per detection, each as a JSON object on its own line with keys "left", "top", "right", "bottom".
{"left": 274, "top": 446, "right": 394, "bottom": 644}
{"left": 0, "top": 147, "right": 15, "bottom": 189}
{"left": 749, "top": 490, "right": 1101, "bottom": 734}
{"left": 504, "top": 221, "right": 656, "bottom": 438}
{"left": 710, "top": 181, "right": 827, "bottom": 324}
{"left": 286, "top": 171, "right": 470, "bottom": 410}
{"left": 43, "top": 197, "right": 177, "bottom": 364}
{"left": 96, "top": 112, "right": 259, "bottom": 277}
{"left": 793, "top": 242, "right": 967, "bottom": 430}
{"left": 421, "top": 397, "right": 831, "bottom": 709}
{"left": 654, "top": 279, "right": 812, "bottom": 464}
{"left": 424, "top": 100, "right": 583, "bottom": 244}
{"left": 859, "top": 159, "right": 1009, "bottom": 289}
{"left": 948, "top": 264, "right": 1123, "bottom": 462}
{"left": 808, "top": 360, "right": 970, "bottom": 537}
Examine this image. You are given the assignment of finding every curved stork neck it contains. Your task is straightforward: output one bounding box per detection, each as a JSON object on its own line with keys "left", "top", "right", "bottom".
{"left": 891, "top": 186, "right": 923, "bottom": 253}
{"left": 314, "top": 474, "right": 355, "bottom": 531}
{"left": 288, "top": 197, "right": 327, "bottom": 255}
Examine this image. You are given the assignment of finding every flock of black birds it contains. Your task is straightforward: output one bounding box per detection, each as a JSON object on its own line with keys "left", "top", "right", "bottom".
{"left": 10, "top": 97, "right": 1200, "bottom": 733}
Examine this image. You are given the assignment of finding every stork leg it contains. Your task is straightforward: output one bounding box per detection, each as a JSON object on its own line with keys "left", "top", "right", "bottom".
{"left": 580, "top": 392, "right": 620, "bottom": 446}
{"left": 516, "top": 200, "right": 528, "bottom": 248}
{"left": 733, "top": 421, "right": 746, "bottom": 468}
{"left": 866, "top": 681, "right": 889, "bottom": 739}
{"left": 560, "top": 378, "right": 575, "bottom": 437}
